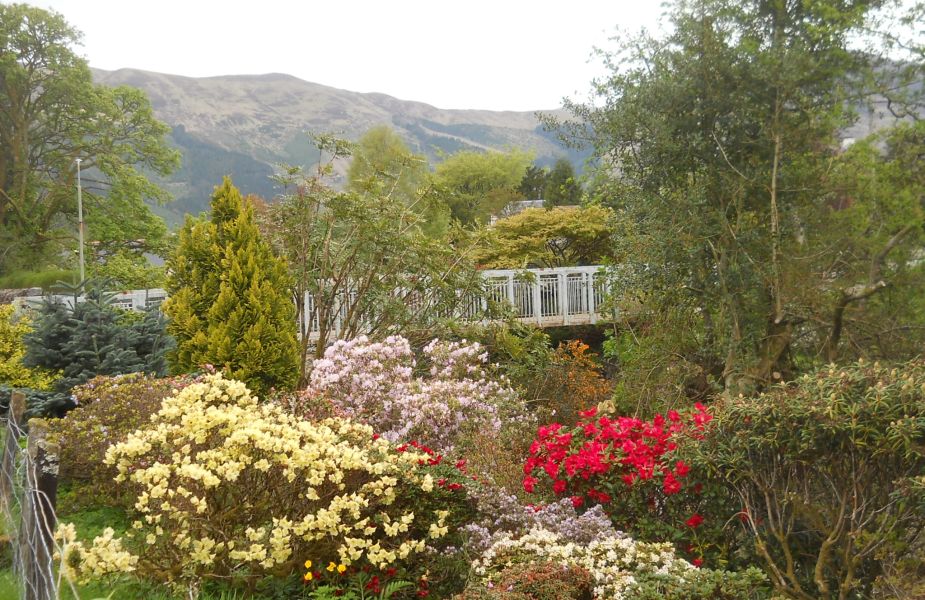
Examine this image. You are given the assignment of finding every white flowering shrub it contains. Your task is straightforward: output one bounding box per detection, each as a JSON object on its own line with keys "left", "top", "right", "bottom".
{"left": 471, "top": 528, "right": 768, "bottom": 600}
{"left": 309, "top": 336, "right": 520, "bottom": 453}
{"left": 102, "top": 373, "right": 462, "bottom": 587}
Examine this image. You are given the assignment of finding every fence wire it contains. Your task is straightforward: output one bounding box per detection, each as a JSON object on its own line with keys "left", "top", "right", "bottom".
{"left": 0, "top": 397, "right": 75, "bottom": 600}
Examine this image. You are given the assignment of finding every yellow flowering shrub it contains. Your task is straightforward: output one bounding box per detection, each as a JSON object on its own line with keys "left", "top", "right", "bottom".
{"left": 0, "top": 303, "right": 55, "bottom": 390}
{"left": 55, "top": 523, "right": 138, "bottom": 585}
{"left": 102, "top": 373, "right": 456, "bottom": 587}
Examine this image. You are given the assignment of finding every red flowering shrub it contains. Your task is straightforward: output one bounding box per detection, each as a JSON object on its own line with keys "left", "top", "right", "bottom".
{"left": 522, "top": 404, "right": 727, "bottom": 566}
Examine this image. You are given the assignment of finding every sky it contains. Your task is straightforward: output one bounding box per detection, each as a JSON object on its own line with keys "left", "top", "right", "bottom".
{"left": 36, "top": 0, "right": 667, "bottom": 111}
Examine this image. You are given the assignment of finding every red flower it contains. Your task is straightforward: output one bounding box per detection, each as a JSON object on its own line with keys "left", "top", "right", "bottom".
{"left": 692, "top": 558, "right": 704, "bottom": 568}
{"left": 578, "top": 406, "right": 598, "bottom": 419}
{"left": 667, "top": 409, "right": 680, "bottom": 422}
{"left": 663, "top": 473, "right": 682, "bottom": 495}
{"left": 365, "top": 576, "right": 381, "bottom": 593}
{"left": 685, "top": 513, "right": 704, "bottom": 528}
{"left": 674, "top": 460, "right": 690, "bottom": 477}
{"left": 553, "top": 479, "right": 567, "bottom": 494}
{"left": 523, "top": 476, "right": 538, "bottom": 493}
{"left": 570, "top": 495, "right": 584, "bottom": 508}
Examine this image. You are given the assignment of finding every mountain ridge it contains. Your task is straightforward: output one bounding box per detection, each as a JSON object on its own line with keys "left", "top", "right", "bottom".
{"left": 90, "top": 67, "right": 580, "bottom": 223}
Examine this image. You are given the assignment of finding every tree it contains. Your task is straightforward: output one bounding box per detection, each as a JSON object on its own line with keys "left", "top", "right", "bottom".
{"left": 474, "top": 206, "right": 615, "bottom": 268}
{"left": 164, "top": 178, "right": 298, "bottom": 395}
{"left": 552, "top": 0, "right": 917, "bottom": 396}
{"left": 0, "top": 4, "right": 179, "bottom": 274}
{"left": 518, "top": 164, "right": 548, "bottom": 199}
{"left": 692, "top": 360, "right": 925, "bottom": 599}
{"left": 433, "top": 149, "right": 533, "bottom": 225}
{"left": 543, "top": 158, "right": 581, "bottom": 207}
{"left": 259, "top": 135, "right": 482, "bottom": 385}
{"left": 23, "top": 283, "right": 172, "bottom": 394}
{"left": 347, "top": 126, "right": 450, "bottom": 236}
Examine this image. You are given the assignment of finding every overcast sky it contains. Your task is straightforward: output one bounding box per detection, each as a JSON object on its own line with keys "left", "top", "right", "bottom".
{"left": 35, "top": 0, "right": 667, "bottom": 111}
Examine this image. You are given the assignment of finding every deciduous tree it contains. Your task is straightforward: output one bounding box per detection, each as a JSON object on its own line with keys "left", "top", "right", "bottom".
{"left": 0, "top": 4, "right": 178, "bottom": 274}
{"left": 474, "top": 206, "right": 615, "bottom": 268}
{"left": 259, "top": 135, "right": 482, "bottom": 385}
{"left": 552, "top": 0, "right": 920, "bottom": 396}
{"left": 347, "top": 125, "right": 449, "bottom": 236}
{"left": 433, "top": 149, "right": 533, "bottom": 225}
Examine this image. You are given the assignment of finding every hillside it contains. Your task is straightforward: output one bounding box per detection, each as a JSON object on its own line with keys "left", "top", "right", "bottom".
{"left": 91, "top": 68, "right": 583, "bottom": 224}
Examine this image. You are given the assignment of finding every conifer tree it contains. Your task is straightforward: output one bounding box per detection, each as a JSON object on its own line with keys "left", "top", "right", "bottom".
{"left": 164, "top": 178, "right": 298, "bottom": 395}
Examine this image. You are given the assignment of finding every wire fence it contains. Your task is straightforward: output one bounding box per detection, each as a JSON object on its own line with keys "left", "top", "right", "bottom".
{"left": 1, "top": 390, "right": 61, "bottom": 600}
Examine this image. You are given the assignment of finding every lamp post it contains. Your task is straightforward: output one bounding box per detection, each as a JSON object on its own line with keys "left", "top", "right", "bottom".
{"left": 75, "top": 158, "right": 85, "bottom": 282}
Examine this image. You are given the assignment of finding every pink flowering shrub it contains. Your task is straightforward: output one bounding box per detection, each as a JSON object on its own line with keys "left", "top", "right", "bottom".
{"left": 309, "top": 335, "right": 520, "bottom": 453}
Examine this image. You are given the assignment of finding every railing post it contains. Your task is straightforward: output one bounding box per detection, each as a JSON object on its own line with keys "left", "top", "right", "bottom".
{"left": 0, "top": 391, "right": 26, "bottom": 514}
{"left": 587, "top": 270, "right": 596, "bottom": 324}
{"left": 559, "top": 271, "right": 569, "bottom": 325}
{"left": 531, "top": 276, "right": 541, "bottom": 325}
{"left": 23, "top": 418, "right": 58, "bottom": 600}
{"left": 506, "top": 274, "right": 515, "bottom": 315}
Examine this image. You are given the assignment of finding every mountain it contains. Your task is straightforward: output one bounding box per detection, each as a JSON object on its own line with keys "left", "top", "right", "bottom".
{"left": 91, "top": 68, "right": 585, "bottom": 224}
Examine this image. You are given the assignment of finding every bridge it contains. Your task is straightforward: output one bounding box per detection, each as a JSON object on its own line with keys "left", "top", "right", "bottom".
{"left": 17, "top": 265, "right": 612, "bottom": 341}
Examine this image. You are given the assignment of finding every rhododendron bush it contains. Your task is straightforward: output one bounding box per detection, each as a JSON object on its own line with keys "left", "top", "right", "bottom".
{"left": 469, "top": 528, "right": 767, "bottom": 600}
{"left": 309, "top": 335, "right": 521, "bottom": 453}
{"left": 90, "top": 373, "right": 470, "bottom": 588}
{"left": 522, "top": 405, "right": 726, "bottom": 565}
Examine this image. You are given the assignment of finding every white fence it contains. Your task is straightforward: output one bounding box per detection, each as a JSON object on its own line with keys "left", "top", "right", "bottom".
{"left": 17, "top": 266, "right": 612, "bottom": 341}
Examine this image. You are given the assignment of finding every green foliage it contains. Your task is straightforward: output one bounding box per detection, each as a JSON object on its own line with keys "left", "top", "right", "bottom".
{"left": 0, "top": 385, "right": 71, "bottom": 419}
{"left": 0, "top": 3, "right": 178, "bottom": 274}
{"left": 552, "top": 0, "right": 919, "bottom": 395}
{"left": 692, "top": 359, "right": 925, "bottom": 599}
{"left": 543, "top": 158, "right": 581, "bottom": 207}
{"left": 260, "top": 136, "right": 481, "bottom": 381}
{"left": 433, "top": 149, "right": 533, "bottom": 225}
{"left": 21, "top": 283, "right": 172, "bottom": 401}
{"left": 87, "top": 250, "right": 166, "bottom": 290}
{"left": 517, "top": 164, "right": 548, "bottom": 199}
{"left": 347, "top": 126, "right": 449, "bottom": 237}
{"left": 48, "top": 373, "right": 199, "bottom": 506}
{"left": 474, "top": 206, "right": 615, "bottom": 268}
{"left": 0, "top": 304, "right": 55, "bottom": 389}
{"left": 164, "top": 177, "right": 299, "bottom": 396}
{"left": 0, "top": 269, "right": 78, "bottom": 290}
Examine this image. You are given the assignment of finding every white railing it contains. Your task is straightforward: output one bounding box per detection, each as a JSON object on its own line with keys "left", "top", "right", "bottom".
{"left": 472, "top": 265, "right": 609, "bottom": 327}
{"left": 15, "top": 266, "right": 612, "bottom": 341}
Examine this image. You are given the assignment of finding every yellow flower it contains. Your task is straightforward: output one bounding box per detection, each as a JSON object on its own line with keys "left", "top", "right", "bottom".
{"left": 337, "top": 563, "right": 347, "bottom": 574}
{"left": 304, "top": 559, "right": 312, "bottom": 569}
{"left": 327, "top": 561, "right": 337, "bottom": 572}
{"left": 304, "top": 571, "right": 313, "bottom": 581}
